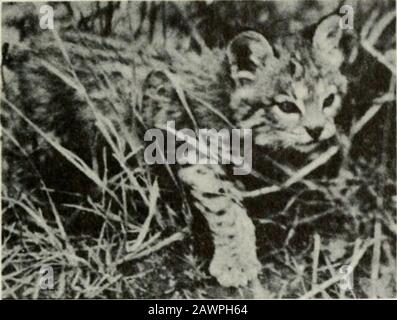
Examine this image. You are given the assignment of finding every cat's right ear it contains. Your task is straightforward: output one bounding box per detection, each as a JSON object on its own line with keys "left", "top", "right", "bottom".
{"left": 226, "top": 31, "right": 274, "bottom": 85}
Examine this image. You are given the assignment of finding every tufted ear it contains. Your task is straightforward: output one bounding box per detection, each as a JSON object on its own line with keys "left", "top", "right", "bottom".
{"left": 313, "top": 15, "right": 344, "bottom": 66}
{"left": 226, "top": 31, "right": 275, "bottom": 85}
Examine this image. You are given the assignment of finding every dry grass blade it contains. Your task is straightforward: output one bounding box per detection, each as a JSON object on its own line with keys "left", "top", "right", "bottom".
{"left": 115, "top": 231, "right": 184, "bottom": 266}
{"left": 2, "top": 98, "right": 123, "bottom": 207}
{"left": 84, "top": 274, "right": 123, "bottom": 299}
{"left": 300, "top": 239, "right": 374, "bottom": 299}
{"left": 244, "top": 146, "right": 339, "bottom": 198}
{"left": 39, "top": 59, "right": 82, "bottom": 93}
{"left": 128, "top": 231, "right": 185, "bottom": 261}
{"left": 157, "top": 69, "right": 199, "bottom": 130}
{"left": 350, "top": 93, "right": 395, "bottom": 138}
{"left": 361, "top": 11, "right": 396, "bottom": 75}
{"left": 192, "top": 95, "right": 235, "bottom": 128}
{"left": 3, "top": 196, "right": 62, "bottom": 250}
{"left": 312, "top": 233, "right": 321, "bottom": 289}
{"left": 126, "top": 180, "right": 159, "bottom": 253}
{"left": 2, "top": 128, "right": 70, "bottom": 249}
{"left": 366, "top": 11, "right": 396, "bottom": 46}
{"left": 370, "top": 221, "right": 382, "bottom": 298}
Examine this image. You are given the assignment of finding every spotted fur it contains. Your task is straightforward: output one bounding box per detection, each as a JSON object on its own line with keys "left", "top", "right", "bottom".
{"left": 3, "top": 15, "right": 348, "bottom": 288}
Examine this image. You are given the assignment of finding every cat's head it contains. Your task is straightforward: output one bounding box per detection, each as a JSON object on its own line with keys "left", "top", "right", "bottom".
{"left": 227, "top": 15, "right": 348, "bottom": 153}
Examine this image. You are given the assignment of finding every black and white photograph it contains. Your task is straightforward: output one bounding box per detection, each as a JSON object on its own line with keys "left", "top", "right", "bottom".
{"left": 1, "top": 0, "right": 396, "bottom": 300}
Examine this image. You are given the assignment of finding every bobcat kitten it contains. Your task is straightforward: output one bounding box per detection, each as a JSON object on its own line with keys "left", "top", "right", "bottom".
{"left": 144, "top": 14, "right": 348, "bottom": 287}
{"left": 3, "top": 15, "right": 348, "bottom": 288}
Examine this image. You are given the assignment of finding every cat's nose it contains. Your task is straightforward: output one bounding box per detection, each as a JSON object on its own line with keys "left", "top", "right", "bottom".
{"left": 305, "top": 126, "right": 323, "bottom": 141}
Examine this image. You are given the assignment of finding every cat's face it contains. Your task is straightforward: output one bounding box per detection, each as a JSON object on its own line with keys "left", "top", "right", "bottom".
{"left": 227, "top": 15, "right": 347, "bottom": 153}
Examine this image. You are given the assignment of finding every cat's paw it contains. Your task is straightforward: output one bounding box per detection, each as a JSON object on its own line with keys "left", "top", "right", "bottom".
{"left": 209, "top": 246, "right": 261, "bottom": 287}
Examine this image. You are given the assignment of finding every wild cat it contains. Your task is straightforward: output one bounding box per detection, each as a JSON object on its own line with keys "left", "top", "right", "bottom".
{"left": 143, "top": 14, "right": 348, "bottom": 287}
{"left": 3, "top": 14, "right": 348, "bottom": 287}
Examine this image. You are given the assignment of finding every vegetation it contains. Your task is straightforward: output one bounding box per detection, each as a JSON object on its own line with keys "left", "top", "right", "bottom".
{"left": 1, "top": 1, "right": 396, "bottom": 298}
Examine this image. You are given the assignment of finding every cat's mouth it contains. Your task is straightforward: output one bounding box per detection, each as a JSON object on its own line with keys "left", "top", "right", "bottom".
{"left": 296, "top": 136, "right": 337, "bottom": 152}
{"left": 302, "top": 140, "right": 319, "bottom": 146}
{"left": 294, "top": 142, "right": 318, "bottom": 153}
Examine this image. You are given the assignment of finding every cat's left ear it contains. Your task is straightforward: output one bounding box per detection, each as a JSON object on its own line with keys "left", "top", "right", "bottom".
{"left": 313, "top": 15, "right": 344, "bottom": 66}
{"left": 226, "top": 31, "right": 275, "bottom": 85}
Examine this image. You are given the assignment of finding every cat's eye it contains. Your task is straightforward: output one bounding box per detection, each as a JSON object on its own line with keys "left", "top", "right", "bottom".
{"left": 323, "top": 94, "right": 335, "bottom": 108}
{"left": 277, "top": 101, "right": 300, "bottom": 114}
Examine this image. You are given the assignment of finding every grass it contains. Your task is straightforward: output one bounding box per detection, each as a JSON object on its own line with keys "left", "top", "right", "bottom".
{"left": 2, "top": 101, "right": 186, "bottom": 298}
{"left": 1, "top": 2, "right": 396, "bottom": 299}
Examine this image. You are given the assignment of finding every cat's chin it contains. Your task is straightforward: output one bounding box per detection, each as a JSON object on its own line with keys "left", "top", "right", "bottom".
{"left": 293, "top": 136, "right": 339, "bottom": 154}
{"left": 293, "top": 143, "right": 318, "bottom": 153}
{"left": 293, "top": 142, "right": 322, "bottom": 153}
